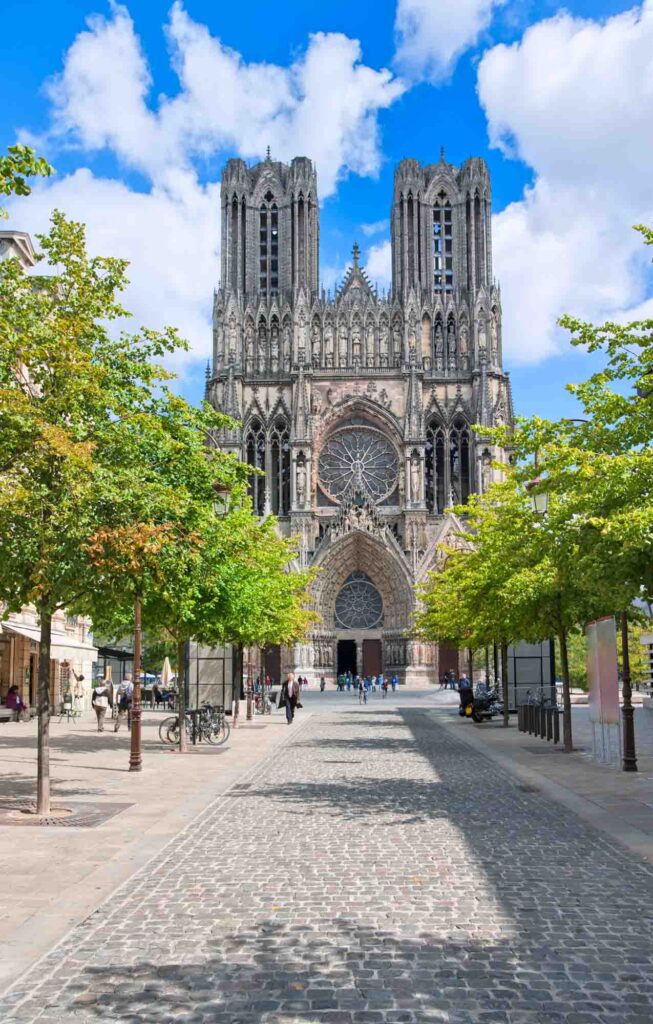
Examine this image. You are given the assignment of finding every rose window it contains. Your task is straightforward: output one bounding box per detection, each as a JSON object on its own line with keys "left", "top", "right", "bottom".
{"left": 318, "top": 427, "right": 398, "bottom": 502}
{"left": 335, "top": 572, "right": 383, "bottom": 630}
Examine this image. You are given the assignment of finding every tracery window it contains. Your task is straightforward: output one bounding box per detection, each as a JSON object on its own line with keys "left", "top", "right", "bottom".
{"left": 270, "top": 418, "right": 291, "bottom": 515}
{"left": 245, "top": 418, "right": 266, "bottom": 516}
{"left": 425, "top": 420, "right": 446, "bottom": 513}
{"left": 450, "top": 418, "right": 471, "bottom": 505}
{"left": 259, "top": 191, "right": 278, "bottom": 298}
{"left": 433, "top": 192, "right": 454, "bottom": 293}
{"left": 335, "top": 572, "right": 383, "bottom": 630}
{"left": 318, "top": 426, "right": 398, "bottom": 503}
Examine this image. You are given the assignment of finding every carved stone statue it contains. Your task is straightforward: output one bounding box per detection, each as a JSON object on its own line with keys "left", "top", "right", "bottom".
{"left": 392, "top": 324, "right": 402, "bottom": 366}
{"left": 312, "top": 321, "right": 321, "bottom": 366}
{"left": 283, "top": 322, "right": 291, "bottom": 367}
{"left": 324, "top": 321, "right": 334, "bottom": 367}
{"left": 270, "top": 323, "right": 280, "bottom": 371}
{"left": 297, "top": 311, "right": 307, "bottom": 362}
{"left": 490, "top": 314, "right": 499, "bottom": 361}
{"left": 458, "top": 321, "right": 468, "bottom": 370}
{"left": 447, "top": 320, "right": 456, "bottom": 370}
{"left": 481, "top": 451, "right": 492, "bottom": 494}
{"left": 245, "top": 321, "right": 255, "bottom": 371}
{"left": 380, "top": 322, "right": 389, "bottom": 366}
{"left": 352, "top": 320, "right": 362, "bottom": 365}
{"left": 257, "top": 322, "right": 267, "bottom": 373}
{"left": 338, "top": 323, "right": 348, "bottom": 367}
{"left": 366, "top": 323, "right": 375, "bottom": 366}
{"left": 478, "top": 321, "right": 487, "bottom": 352}
{"left": 228, "top": 314, "right": 238, "bottom": 363}
{"left": 296, "top": 461, "right": 306, "bottom": 507}
{"left": 410, "top": 455, "right": 421, "bottom": 503}
{"left": 434, "top": 322, "right": 444, "bottom": 370}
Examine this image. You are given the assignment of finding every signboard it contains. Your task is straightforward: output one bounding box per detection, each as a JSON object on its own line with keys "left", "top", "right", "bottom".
{"left": 587, "top": 617, "right": 621, "bottom": 765}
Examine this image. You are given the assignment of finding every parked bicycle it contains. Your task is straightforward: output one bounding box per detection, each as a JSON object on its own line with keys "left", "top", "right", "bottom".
{"left": 159, "top": 703, "right": 230, "bottom": 745}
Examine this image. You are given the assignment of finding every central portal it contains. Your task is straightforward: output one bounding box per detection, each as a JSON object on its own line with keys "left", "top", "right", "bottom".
{"left": 337, "top": 639, "right": 357, "bottom": 676}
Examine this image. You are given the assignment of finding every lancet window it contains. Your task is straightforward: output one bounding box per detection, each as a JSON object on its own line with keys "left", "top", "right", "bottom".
{"left": 245, "top": 418, "right": 266, "bottom": 516}
{"left": 270, "top": 418, "right": 291, "bottom": 515}
{"left": 425, "top": 420, "right": 446, "bottom": 513}
{"left": 450, "top": 418, "right": 472, "bottom": 505}
{"left": 259, "top": 191, "right": 279, "bottom": 298}
{"left": 433, "top": 192, "right": 454, "bottom": 293}
{"left": 425, "top": 417, "right": 472, "bottom": 512}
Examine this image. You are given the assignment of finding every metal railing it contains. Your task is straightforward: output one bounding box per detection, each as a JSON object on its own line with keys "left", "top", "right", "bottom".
{"left": 517, "top": 703, "right": 561, "bottom": 743}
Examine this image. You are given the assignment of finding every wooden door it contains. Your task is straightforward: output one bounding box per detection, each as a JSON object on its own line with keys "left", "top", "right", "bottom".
{"left": 362, "top": 639, "right": 382, "bottom": 677}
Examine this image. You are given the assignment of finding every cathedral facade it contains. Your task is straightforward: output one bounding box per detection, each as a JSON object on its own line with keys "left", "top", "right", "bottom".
{"left": 209, "top": 151, "right": 513, "bottom": 685}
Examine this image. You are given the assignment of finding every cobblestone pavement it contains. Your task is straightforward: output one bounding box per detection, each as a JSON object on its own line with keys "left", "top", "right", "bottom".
{"left": 2, "top": 698, "right": 653, "bottom": 1024}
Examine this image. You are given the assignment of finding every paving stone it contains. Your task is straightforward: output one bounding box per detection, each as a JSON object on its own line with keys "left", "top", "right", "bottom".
{"left": 1, "top": 705, "right": 653, "bottom": 1023}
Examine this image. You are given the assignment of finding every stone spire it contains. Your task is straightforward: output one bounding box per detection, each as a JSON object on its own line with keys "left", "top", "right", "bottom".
{"left": 292, "top": 362, "right": 311, "bottom": 442}
{"left": 404, "top": 363, "right": 423, "bottom": 440}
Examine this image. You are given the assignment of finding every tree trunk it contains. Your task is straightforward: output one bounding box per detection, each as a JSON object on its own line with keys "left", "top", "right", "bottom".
{"left": 501, "top": 642, "right": 510, "bottom": 728}
{"left": 177, "top": 638, "right": 188, "bottom": 753}
{"left": 558, "top": 628, "right": 573, "bottom": 753}
{"left": 468, "top": 648, "right": 474, "bottom": 682}
{"left": 36, "top": 604, "right": 52, "bottom": 814}
{"left": 129, "top": 596, "right": 143, "bottom": 772}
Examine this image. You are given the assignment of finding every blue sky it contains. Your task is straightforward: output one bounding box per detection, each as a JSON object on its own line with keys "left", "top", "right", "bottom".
{"left": 2, "top": 0, "right": 652, "bottom": 417}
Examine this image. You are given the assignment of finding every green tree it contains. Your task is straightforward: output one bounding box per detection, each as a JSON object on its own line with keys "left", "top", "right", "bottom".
{"left": 1, "top": 144, "right": 53, "bottom": 217}
{"left": 0, "top": 211, "right": 179, "bottom": 811}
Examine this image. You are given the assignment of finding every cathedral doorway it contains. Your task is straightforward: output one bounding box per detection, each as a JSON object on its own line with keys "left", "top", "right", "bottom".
{"left": 337, "top": 639, "right": 357, "bottom": 676}
{"left": 362, "top": 639, "right": 382, "bottom": 677}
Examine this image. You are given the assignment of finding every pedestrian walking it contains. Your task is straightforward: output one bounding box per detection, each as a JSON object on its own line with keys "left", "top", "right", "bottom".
{"left": 358, "top": 679, "right": 367, "bottom": 705}
{"left": 391, "top": 674, "right": 398, "bottom": 693}
{"left": 371, "top": 674, "right": 377, "bottom": 693}
{"left": 92, "top": 679, "right": 112, "bottom": 732}
{"left": 279, "top": 673, "right": 299, "bottom": 724}
{"left": 381, "top": 677, "right": 388, "bottom": 698}
{"left": 320, "top": 674, "right": 326, "bottom": 692}
{"left": 114, "top": 674, "right": 134, "bottom": 733}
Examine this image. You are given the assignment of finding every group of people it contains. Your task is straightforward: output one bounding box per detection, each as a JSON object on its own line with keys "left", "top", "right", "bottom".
{"left": 91, "top": 675, "right": 135, "bottom": 733}
{"left": 335, "top": 672, "right": 399, "bottom": 700}
{"left": 440, "top": 670, "right": 471, "bottom": 691}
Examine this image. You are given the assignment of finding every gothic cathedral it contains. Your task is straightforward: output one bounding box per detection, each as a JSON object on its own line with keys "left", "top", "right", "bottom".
{"left": 209, "top": 151, "right": 513, "bottom": 685}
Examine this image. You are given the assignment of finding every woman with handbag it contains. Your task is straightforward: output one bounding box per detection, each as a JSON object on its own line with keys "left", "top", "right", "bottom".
{"left": 278, "top": 673, "right": 299, "bottom": 725}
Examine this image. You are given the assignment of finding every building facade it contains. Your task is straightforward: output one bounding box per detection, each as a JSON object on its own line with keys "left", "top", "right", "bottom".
{"left": 209, "top": 151, "right": 514, "bottom": 685}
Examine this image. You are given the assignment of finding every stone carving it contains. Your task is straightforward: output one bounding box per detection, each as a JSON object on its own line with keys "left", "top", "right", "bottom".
{"left": 270, "top": 322, "right": 280, "bottom": 371}
{"left": 478, "top": 320, "right": 487, "bottom": 353}
{"left": 447, "top": 320, "right": 456, "bottom": 370}
{"left": 245, "top": 320, "right": 255, "bottom": 371}
{"left": 296, "top": 461, "right": 307, "bottom": 507}
{"left": 312, "top": 321, "right": 321, "bottom": 367}
{"left": 352, "top": 319, "right": 362, "bottom": 365}
{"left": 481, "top": 450, "right": 492, "bottom": 494}
{"left": 324, "top": 321, "right": 334, "bottom": 367}
{"left": 258, "top": 322, "right": 267, "bottom": 373}
{"left": 282, "top": 322, "right": 291, "bottom": 367}
{"left": 410, "top": 455, "right": 422, "bottom": 503}
{"left": 366, "top": 323, "right": 375, "bottom": 366}
{"left": 392, "top": 324, "right": 402, "bottom": 367}
{"left": 228, "top": 313, "right": 238, "bottom": 363}
{"left": 490, "top": 313, "right": 499, "bottom": 362}
{"left": 338, "top": 323, "right": 348, "bottom": 367}
{"left": 434, "top": 321, "right": 444, "bottom": 371}
{"left": 459, "top": 321, "right": 469, "bottom": 370}
{"left": 297, "top": 311, "right": 307, "bottom": 363}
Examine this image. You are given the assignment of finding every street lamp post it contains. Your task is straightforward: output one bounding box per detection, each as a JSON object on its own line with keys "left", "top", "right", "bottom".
{"left": 129, "top": 595, "right": 142, "bottom": 772}
{"left": 620, "top": 610, "right": 638, "bottom": 772}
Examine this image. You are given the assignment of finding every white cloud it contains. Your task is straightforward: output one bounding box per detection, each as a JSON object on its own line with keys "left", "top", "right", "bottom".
{"left": 7, "top": 169, "right": 220, "bottom": 377}
{"left": 44, "top": 2, "right": 404, "bottom": 198}
{"left": 365, "top": 239, "right": 392, "bottom": 290}
{"left": 14, "top": 1, "right": 406, "bottom": 377}
{"left": 478, "top": 1, "right": 653, "bottom": 363}
{"left": 361, "top": 219, "right": 389, "bottom": 237}
{"left": 394, "top": 0, "right": 505, "bottom": 82}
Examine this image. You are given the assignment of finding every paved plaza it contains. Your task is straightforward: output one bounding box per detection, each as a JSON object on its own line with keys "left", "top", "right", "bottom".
{"left": 2, "top": 692, "right": 653, "bottom": 1023}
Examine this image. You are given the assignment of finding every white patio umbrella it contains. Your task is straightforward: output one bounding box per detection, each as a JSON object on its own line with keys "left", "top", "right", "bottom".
{"left": 161, "top": 657, "right": 173, "bottom": 688}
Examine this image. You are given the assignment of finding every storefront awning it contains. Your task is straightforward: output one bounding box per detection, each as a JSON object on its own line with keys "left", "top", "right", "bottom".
{"left": 0, "top": 621, "right": 98, "bottom": 662}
